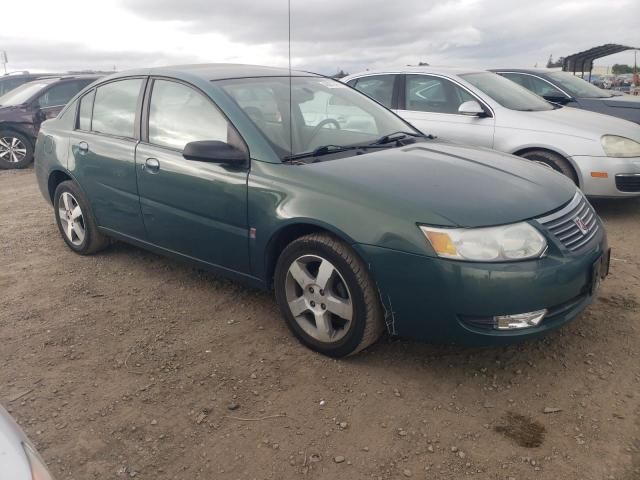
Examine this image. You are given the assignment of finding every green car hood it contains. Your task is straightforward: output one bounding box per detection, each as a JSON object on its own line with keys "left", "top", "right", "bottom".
{"left": 303, "top": 140, "right": 576, "bottom": 228}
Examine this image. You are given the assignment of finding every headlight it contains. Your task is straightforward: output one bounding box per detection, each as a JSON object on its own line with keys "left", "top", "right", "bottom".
{"left": 601, "top": 135, "right": 640, "bottom": 158}
{"left": 23, "top": 442, "right": 54, "bottom": 480}
{"left": 420, "top": 222, "right": 547, "bottom": 262}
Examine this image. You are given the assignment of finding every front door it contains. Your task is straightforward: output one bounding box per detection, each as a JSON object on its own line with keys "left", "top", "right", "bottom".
{"left": 136, "top": 79, "right": 250, "bottom": 273}
{"left": 395, "top": 74, "right": 495, "bottom": 148}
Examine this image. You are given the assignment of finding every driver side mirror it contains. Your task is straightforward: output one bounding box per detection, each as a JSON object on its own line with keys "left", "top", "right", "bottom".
{"left": 183, "top": 141, "right": 248, "bottom": 166}
{"left": 543, "top": 94, "right": 571, "bottom": 105}
{"left": 33, "top": 106, "right": 47, "bottom": 122}
{"left": 458, "top": 100, "right": 485, "bottom": 116}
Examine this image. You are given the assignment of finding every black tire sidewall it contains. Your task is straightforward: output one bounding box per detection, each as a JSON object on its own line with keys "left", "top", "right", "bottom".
{"left": 0, "top": 130, "right": 34, "bottom": 169}
{"left": 53, "top": 181, "right": 93, "bottom": 254}
{"left": 521, "top": 151, "right": 577, "bottom": 184}
{"left": 274, "top": 238, "right": 369, "bottom": 357}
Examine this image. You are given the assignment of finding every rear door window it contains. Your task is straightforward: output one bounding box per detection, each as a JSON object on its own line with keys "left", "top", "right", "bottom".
{"left": 351, "top": 75, "right": 395, "bottom": 108}
{"left": 91, "top": 79, "right": 143, "bottom": 138}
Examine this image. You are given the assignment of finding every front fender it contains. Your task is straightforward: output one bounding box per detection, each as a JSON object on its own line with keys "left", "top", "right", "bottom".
{"left": 247, "top": 160, "right": 434, "bottom": 282}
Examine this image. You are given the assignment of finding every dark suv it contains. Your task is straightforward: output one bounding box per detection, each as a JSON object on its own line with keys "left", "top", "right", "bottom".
{"left": 0, "top": 75, "right": 100, "bottom": 169}
{"left": 0, "top": 72, "right": 58, "bottom": 97}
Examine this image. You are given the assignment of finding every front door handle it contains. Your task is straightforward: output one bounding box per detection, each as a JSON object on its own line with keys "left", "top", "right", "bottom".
{"left": 78, "top": 141, "right": 89, "bottom": 153}
{"left": 144, "top": 157, "right": 160, "bottom": 173}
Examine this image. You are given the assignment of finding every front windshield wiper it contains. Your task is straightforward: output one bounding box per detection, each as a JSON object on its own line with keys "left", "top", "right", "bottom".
{"left": 373, "top": 131, "right": 431, "bottom": 145}
{"left": 283, "top": 143, "right": 395, "bottom": 162}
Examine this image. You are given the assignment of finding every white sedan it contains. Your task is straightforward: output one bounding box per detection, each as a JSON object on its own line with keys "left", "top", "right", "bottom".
{"left": 0, "top": 405, "right": 54, "bottom": 480}
{"left": 343, "top": 67, "right": 640, "bottom": 197}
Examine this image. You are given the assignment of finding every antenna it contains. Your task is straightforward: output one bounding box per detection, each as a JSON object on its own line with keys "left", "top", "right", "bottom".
{"left": 288, "top": 0, "right": 293, "bottom": 156}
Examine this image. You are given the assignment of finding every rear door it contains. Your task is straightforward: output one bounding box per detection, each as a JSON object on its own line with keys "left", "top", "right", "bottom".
{"left": 395, "top": 74, "right": 495, "bottom": 148}
{"left": 135, "top": 78, "right": 250, "bottom": 273}
{"left": 68, "top": 77, "right": 147, "bottom": 239}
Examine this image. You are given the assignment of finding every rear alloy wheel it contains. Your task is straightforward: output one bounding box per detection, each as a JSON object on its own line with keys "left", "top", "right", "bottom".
{"left": 274, "top": 233, "right": 384, "bottom": 357}
{"left": 0, "top": 131, "right": 33, "bottom": 169}
{"left": 54, "top": 180, "right": 110, "bottom": 255}
{"left": 519, "top": 149, "right": 578, "bottom": 184}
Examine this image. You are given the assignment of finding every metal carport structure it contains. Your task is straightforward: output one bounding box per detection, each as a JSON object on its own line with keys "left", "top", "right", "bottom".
{"left": 562, "top": 44, "right": 638, "bottom": 80}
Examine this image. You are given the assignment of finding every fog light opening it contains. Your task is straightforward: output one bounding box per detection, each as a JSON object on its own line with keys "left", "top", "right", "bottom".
{"left": 494, "top": 309, "right": 547, "bottom": 330}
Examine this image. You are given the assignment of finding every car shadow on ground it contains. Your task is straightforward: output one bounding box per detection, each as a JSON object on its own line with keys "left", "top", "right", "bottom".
{"left": 101, "top": 238, "right": 620, "bottom": 378}
{"left": 591, "top": 196, "right": 640, "bottom": 218}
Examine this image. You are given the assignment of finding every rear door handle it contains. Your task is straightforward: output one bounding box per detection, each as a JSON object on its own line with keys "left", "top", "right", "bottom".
{"left": 144, "top": 157, "right": 160, "bottom": 173}
{"left": 78, "top": 141, "right": 89, "bottom": 153}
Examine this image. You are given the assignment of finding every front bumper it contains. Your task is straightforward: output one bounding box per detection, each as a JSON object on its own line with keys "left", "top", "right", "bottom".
{"left": 572, "top": 155, "right": 640, "bottom": 197}
{"left": 358, "top": 225, "right": 608, "bottom": 345}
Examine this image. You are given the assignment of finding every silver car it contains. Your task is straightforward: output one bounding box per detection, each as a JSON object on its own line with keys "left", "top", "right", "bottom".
{"left": 343, "top": 67, "right": 640, "bottom": 197}
{"left": 0, "top": 405, "right": 54, "bottom": 480}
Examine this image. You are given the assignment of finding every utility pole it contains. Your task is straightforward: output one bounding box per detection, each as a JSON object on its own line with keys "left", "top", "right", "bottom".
{"left": 0, "top": 51, "right": 7, "bottom": 74}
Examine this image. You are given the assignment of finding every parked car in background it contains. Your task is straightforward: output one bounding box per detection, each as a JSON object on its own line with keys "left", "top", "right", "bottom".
{"left": 35, "top": 64, "right": 609, "bottom": 357}
{"left": 0, "top": 75, "right": 100, "bottom": 169}
{"left": 0, "top": 71, "right": 58, "bottom": 97}
{"left": 492, "top": 68, "right": 640, "bottom": 124}
{"left": 344, "top": 67, "right": 640, "bottom": 197}
{"left": 0, "top": 404, "right": 54, "bottom": 480}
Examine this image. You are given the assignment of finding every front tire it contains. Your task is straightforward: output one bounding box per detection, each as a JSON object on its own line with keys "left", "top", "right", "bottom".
{"left": 53, "top": 181, "right": 109, "bottom": 255}
{"left": 519, "top": 149, "right": 578, "bottom": 184}
{"left": 0, "top": 130, "right": 33, "bottom": 169}
{"left": 274, "top": 233, "right": 384, "bottom": 357}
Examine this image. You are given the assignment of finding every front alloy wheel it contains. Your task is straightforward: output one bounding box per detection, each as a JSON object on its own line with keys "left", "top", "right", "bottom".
{"left": 274, "top": 233, "right": 384, "bottom": 357}
{"left": 285, "top": 255, "right": 353, "bottom": 343}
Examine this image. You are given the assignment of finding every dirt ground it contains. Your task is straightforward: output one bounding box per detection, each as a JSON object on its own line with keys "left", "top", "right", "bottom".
{"left": 1, "top": 168, "right": 639, "bottom": 480}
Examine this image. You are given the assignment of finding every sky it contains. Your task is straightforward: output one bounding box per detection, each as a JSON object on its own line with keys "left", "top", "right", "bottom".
{"left": 0, "top": 0, "right": 638, "bottom": 75}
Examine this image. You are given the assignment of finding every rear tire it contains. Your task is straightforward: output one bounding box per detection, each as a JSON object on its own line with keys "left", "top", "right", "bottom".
{"left": 519, "top": 149, "right": 578, "bottom": 184}
{"left": 53, "top": 180, "right": 110, "bottom": 255}
{"left": 274, "top": 233, "right": 384, "bottom": 357}
{"left": 0, "top": 130, "right": 33, "bottom": 169}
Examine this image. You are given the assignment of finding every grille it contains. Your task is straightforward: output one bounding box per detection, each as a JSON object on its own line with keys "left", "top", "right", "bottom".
{"left": 615, "top": 174, "right": 640, "bottom": 193}
{"left": 536, "top": 192, "right": 600, "bottom": 252}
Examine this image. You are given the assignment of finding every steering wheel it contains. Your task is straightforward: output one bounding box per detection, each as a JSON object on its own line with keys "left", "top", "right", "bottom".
{"left": 306, "top": 118, "right": 341, "bottom": 149}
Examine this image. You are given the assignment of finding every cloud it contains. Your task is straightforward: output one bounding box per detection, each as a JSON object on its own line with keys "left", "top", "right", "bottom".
{"left": 120, "top": 0, "right": 640, "bottom": 72}
{"left": 0, "top": 36, "right": 197, "bottom": 72}
{"left": 1, "top": 0, "right": 638, "bottom": 74}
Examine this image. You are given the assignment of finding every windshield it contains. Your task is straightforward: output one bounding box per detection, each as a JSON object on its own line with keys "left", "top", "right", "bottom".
{"left": 218, "top": 76, "right": 417, "bottom": 158}
{"left": 0, "top": 81, "right": 50, "bottom": 106}
{"left": 546, "top": 71, "right": 613, "bottom": 98}
{"left": 460, "top": 72, "right": 554, "bottom": 111}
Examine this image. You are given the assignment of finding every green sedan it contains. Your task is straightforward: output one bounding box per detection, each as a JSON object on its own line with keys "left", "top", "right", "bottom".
{"left": 34, "top": 64, "right": 610, "bottom": 357}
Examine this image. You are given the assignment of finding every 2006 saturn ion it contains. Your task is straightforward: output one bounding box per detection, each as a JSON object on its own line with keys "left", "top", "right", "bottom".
{"left": 35, "top": 64, "right": 610, "bottom": 357}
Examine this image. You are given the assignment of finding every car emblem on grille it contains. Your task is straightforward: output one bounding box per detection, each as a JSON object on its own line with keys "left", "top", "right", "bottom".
{"left": 574, "top": 217, "right": 589, "bottom": 234}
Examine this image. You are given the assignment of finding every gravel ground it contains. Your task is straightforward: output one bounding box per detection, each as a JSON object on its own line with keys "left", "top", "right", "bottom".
{"left": 0, "top": 168, "right": 639, "bottom": 480}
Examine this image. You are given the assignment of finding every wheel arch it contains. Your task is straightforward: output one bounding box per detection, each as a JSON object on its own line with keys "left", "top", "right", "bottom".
{"left": 262, "top": 220, "right": 367, "bottom": 289}
{"left": 47, "top": 169, "right": 73, "bottom": 203}
{"left": 511, "top": 146, "right": 582, "bottom": 187}
{"left": 0, "top": 123, "right": 33, "bottom": 143}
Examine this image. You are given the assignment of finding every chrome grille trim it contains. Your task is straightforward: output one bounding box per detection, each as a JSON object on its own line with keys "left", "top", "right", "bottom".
{"left": 536, "top": 191, "right": 600, "bottom": 252}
